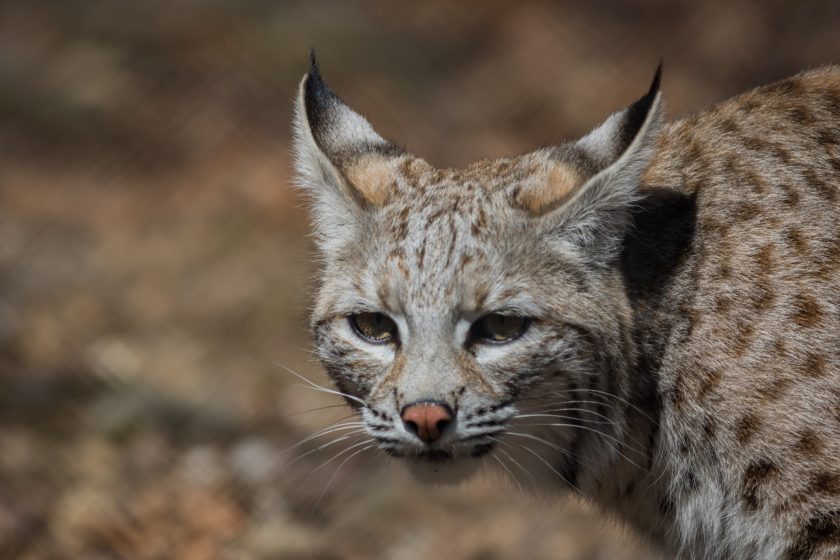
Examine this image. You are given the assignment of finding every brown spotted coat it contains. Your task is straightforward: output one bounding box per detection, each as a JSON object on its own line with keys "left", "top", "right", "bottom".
{"left": 294, "top": 58, "right": 840, "bottom": 559}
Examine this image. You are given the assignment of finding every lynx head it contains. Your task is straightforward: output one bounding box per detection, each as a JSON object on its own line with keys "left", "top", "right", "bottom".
{"left": 294, "top": 53, "right": 663, "bottom": 485}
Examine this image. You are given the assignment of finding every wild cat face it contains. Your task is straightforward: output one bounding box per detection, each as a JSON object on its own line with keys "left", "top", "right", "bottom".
{"left": 294, "top": 54, "right": 662, "bottom": 484}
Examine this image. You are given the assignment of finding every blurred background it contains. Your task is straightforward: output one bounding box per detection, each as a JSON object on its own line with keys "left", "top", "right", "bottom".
{"left": 1, "top": 1, "right": 838, "bottom": 559}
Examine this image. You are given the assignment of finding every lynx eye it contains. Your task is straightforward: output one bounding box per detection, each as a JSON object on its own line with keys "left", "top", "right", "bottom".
{"left": 471, "top": 314, "right": 529, "bottom": 344}
{"left": 349, "top": 312, "right": 398, "bottom": 344}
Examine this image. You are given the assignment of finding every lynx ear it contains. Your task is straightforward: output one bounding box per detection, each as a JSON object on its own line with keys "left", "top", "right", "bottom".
{"left": 293, "top": 52, "right": 403, "bottom": 249}
{"left": 521, "top": 66, "right": 663, "bottom": 261}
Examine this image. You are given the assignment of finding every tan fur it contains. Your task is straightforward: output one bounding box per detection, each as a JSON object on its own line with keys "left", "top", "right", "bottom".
{"left": 513, "top": 162, "right": 584, "bottom": 215}
{"left": 344, "top": 156, "right": 398, "bottom": 206}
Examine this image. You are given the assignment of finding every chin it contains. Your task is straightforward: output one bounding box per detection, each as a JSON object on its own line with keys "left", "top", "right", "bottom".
{"left": 403, "top": 454, "right": 482, "bottom": 485}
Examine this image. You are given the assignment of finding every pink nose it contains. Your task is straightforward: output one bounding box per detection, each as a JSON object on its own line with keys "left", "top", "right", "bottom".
{"left": 401, "top": 402, "right": 454, "bottom": 443}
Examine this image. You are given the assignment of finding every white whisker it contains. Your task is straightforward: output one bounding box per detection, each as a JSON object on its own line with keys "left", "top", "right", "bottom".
{"left": 282, "top": 421, "right": 365, "bottom": 455}
{"left": 287, "top": 403, "right": 350, "bottom": 417}
{"left": 498, "top": 438, "right": 580, "bottom": 492}
{"left": 492, "top": 440, "right": 538, "bottom": 488}
{"left": 492, "top": 453, "right": 525, "bottom": 493}
{"left": 285, "top": 430, "right": 367, "bottom": 468}
{"left": 313, "top": 444, "right": 375, "bottom": 510}
{"left": 312, "top": 438, "right": 375, "bottom": 474}
{"left": 514, "top": 412, "right": 613, "bottom": 425}
{"left": 516, "top": 423, "right": 647, "bottom": 471}
{"left": 274, "top": 361, "right": 367, "bottom": 407}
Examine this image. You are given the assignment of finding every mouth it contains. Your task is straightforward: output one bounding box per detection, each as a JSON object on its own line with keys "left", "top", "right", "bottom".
{"left": 416, "top": 449, "right": 455, "bottom": 463}
{"left": 400, "top": 446, "right": 485, "bottom": 484}
{"left": 379, "top": 440, "right": 496, "bottom": 461}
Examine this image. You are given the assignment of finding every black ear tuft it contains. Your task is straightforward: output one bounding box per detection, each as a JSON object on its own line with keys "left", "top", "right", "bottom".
{"left": 309, "top": 47, "right": 318, "bottom": 77}
{"left": 648, "top": 61, "right": 663, "bottom": 99}
{"left": 303, "top": 49, "right": 337, "bottom": 136}
{"left": 621, "top": 63, "right": 663, "bottom": 148}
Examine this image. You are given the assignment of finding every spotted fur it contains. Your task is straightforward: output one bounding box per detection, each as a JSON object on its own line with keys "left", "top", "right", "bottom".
{"left": 293, "top": 54, "right": 840, "bottom": 559}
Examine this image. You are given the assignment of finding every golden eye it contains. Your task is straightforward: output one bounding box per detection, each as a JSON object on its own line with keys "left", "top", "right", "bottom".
{"left": 473, "top": 314, "right": 529, "bottom": 343}
{"left": 349, "top": 312, "right": 398, "bottom": 343}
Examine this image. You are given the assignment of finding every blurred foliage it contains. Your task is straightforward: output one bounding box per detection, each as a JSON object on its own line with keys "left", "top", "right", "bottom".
{"left": 0, "top": 1, "right": 838, "bottom": 559}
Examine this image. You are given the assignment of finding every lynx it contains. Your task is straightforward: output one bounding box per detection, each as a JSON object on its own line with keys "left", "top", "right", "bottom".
{"left": 293, "top": 53, "right": 840, "bottom": 559}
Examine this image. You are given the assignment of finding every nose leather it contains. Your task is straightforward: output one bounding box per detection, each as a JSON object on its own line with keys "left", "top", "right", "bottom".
{"left": 401, "top": 402, "right": 454, "bottom": 443}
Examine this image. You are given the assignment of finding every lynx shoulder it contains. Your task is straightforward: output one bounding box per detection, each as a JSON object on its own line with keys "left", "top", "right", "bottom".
{"left": 293, "top": 55, "right": 840, "bottom": 560}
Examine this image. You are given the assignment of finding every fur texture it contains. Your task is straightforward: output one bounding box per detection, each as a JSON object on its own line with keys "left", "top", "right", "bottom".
{"left": 293, "top": 55, "right": 840, "bottom": 559}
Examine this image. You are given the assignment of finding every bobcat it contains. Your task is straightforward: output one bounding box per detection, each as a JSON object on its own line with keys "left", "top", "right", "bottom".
{"left": 293, "top": 53, "right": 840, "bottom": 559}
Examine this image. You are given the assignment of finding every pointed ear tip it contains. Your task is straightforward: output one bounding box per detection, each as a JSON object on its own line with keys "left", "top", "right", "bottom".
{"left": 302, "top": 49, "right": 332, "bottom": 114}
{"left": 650, "top": 61, "right": 663, "bottom": 94}
{"left": 308, "top": 48, "right": 320, "bottom": 78}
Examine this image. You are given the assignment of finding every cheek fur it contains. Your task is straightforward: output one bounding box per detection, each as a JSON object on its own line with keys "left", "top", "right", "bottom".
{"left": 314, "top": 319, "right": 395, "bottom": 398}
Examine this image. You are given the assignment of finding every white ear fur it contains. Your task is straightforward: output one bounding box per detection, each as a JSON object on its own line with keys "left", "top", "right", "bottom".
{"left": 292, "top": 84, "right": 362, "bottom": 254}
{"left": 545, "top": 68, "right": 665, "bottom": 261}
{"left": 557, "top": 94, "right": 662, "bottom": 256}
{"left": 292, "top": 54, "right": 401, "bottom": 253}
